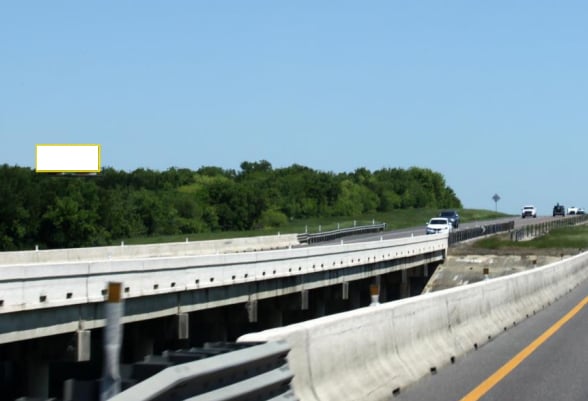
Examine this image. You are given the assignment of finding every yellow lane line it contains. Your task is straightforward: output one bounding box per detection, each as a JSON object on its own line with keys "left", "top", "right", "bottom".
{"left": 459, "top": 296, "right": 588, "bottom": 401}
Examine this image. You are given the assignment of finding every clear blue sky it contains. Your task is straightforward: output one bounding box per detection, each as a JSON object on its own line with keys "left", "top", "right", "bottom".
{"left": 1, "top": 1, "right": 587, "bottom": 215}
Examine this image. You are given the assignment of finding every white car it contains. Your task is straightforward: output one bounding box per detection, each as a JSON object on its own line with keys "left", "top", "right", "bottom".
{"left": 426, "top": 217, "right": 453, "bottom": 235}
{"left": 521, "top": 205, "right": 537, "bottom": 218}
{"left": 567, "top": 206, "right": 579, "bottom": 215}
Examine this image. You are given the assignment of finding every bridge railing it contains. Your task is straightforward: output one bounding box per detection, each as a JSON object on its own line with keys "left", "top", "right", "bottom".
{"left": 297, "top": 223, "right": 387, "bottom": 244}
{"left": 0, "top": 234, "right": 448, "bottom": 345}
{"left": 448, "top": 221, "right": 515, "bottom": 245}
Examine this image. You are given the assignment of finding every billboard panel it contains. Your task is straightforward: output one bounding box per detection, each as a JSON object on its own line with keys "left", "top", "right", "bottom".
{"left": 36, "top": 144, "right": 101, "bottom": 173}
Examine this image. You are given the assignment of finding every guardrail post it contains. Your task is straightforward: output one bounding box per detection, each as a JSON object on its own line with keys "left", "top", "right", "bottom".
{"left": 100, "top": 282, "right": 124, "bottom": 401}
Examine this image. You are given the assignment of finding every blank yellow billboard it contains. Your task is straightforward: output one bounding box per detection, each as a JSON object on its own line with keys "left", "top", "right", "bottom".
{"left": 36, "top": 144, "right": 101, "bottom": 173}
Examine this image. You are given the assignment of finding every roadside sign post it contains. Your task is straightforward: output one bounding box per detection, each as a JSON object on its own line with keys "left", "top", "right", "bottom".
{"left": 492, "top": 194, "right": 501, "bottom": 212}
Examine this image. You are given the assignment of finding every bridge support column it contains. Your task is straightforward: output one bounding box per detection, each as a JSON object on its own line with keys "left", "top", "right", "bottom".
{"left": 301, "top": 290, "right": 309, "bottom": 310}
{"left": 176, "top": 313, "right": 189, "bottom": 340}
{"left": 342, "top": 282, "right": 349, "bottom": 300}
{"left": 246, "top": 299, "right": 258, "bottom": 323}
{"left": 76, "top": 329, "right": 91, "bottom": 362}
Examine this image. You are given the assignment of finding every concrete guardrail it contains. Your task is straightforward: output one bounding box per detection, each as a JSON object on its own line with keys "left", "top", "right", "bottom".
{"left": 0, "top": 234, "right": 301, "bottom": 265}
{"left": 238, "top": 251, "right": 588, "bottom": 401}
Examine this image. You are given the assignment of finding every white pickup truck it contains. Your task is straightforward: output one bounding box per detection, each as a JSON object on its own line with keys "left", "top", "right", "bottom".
{"left": 521, "top": 205, "right": 537, "bottom": 218}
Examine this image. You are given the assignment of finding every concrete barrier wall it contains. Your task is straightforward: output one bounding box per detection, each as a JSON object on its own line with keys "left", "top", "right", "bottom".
{"left": 0, "top": 235, "right": 447, "bottom": 314}
{"left": 0, "top": 234, "right": 301, "bottom": 265}
{"left": 238, "top": 251, "right": 588, "bottom": 401}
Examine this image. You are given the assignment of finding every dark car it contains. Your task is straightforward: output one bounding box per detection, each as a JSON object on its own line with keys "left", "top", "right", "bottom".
{"left": 553, "top": 203, "right": 565, "bottom": 217}
{"left": 438, "top": 210, "right": 460, "bottom": 228}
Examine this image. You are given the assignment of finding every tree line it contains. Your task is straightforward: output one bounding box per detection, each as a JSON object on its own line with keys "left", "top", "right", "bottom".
{"left": 0, "top": 161, "right": 462, "bottom": 250}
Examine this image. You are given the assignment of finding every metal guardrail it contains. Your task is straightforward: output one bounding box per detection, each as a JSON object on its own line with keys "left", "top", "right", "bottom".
{"left": 448, "top": 221, "right": 515, "bottom": 246}
{"left": 22, "top": 341, "right": 296, "bottom": 401}
{"left": 297, "top": 223, "right": 387, "bottom": 244}
{"left": 510, "top": 214, "right": 588, "bottom": 241}
{"left": 448, "top": 214, "right": 588, "bottom": 245}
{"left": 297, "top": 220, "right": 517, "bottom": 247}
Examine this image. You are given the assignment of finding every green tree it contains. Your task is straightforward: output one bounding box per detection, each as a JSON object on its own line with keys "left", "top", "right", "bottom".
{"left": 0, "top": 165, "right": 41, "bottom": 250}
{"left": 257, "top": 208, "right": 288, "bottom": 228}
{"left": 40, "top": 189, "right": 106, "bottom": 248}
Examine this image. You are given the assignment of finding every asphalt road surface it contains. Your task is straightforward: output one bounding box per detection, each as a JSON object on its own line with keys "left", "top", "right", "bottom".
{"left": 392, "top": 276, "right": 588, "bottom": 401}
{"left": 316, "top": 215, "right": 560, "bottom": 246}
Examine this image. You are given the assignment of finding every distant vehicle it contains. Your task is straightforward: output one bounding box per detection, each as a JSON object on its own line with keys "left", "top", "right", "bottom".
{"left": 438, "top": 210, "right": 460, "bottom": 228}
{"left": 521, "top": 205, "right": 537, "bottom": 218}
{"left": 426, "top": 217, "right": 452, "bottom": 235}
{"left": 553, "top": 204, "right": 565, "bottom": 217}
{"left": 577, "top": 208, "right": 585, "bottom": 215}
{"left": 567, "top": 206, "right": 578, "bottom": 215}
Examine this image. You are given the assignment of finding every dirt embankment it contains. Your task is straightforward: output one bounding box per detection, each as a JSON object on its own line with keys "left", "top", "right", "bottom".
{"left": 423, "top": 242, "right": 584, "bottom": 293}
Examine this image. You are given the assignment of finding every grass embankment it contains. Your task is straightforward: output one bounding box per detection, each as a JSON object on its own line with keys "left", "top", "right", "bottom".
{"left": 473, "top": 225, "right": 588, "bottom": 251}
{"left": 120, "top": 208, "right": 511, "bottom": 245}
